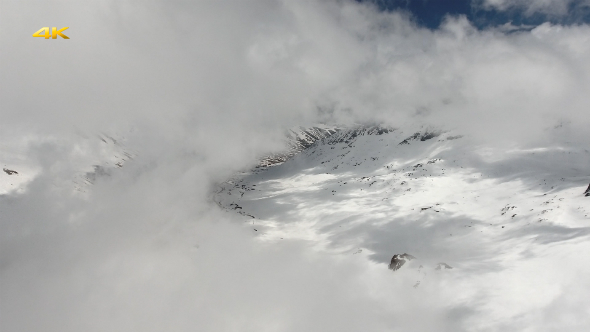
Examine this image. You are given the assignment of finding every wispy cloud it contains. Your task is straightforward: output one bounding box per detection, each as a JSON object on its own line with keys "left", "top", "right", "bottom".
{"left": 1, "top": 1, "right": 590, "bottom": 331}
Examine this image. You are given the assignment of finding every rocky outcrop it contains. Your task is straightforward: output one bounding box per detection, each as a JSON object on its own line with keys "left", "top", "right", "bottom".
{"left": 258, "top": 126, "right": 339, "bottom": 167}
{"left": 324, "top": 125, "right": 395, "bottom": 146}
{"left": 435, "top": 263, "right": 453, "bottom": 270}
{"left": 399, "top": 130, "right": 441, "bottom": 145}
{"left": 258, "top": 125, "right": 396, "bottom": 167}
{"left": 3, "top": 168, "right": 18, "bottom": 175}
{"left": 388, "top": 253, "right": 416, "bottom": 271}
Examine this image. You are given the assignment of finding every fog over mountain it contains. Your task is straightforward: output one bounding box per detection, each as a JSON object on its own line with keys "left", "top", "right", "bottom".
{"left": 1, "top": 1, "right": 590, "bottom": 331}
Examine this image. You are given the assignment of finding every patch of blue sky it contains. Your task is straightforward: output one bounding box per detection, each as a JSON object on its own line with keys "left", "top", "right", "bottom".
{"left": 358, "top": 0, "right": 590, "bottom": 29}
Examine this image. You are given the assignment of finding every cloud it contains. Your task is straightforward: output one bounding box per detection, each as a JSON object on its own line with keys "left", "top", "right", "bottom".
{"left": 476, "top": 0, "right": 590, "bottom": 17}
{"left": 1, "top": 0, "right": 590, "bottom": 331}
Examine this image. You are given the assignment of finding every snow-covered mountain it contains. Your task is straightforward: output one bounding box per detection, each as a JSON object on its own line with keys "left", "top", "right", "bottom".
{"left": 258, "top": 125, "right": 339, "bottom": 167}
{"left": 215, "top": 124, "right": 590, "bottom": 285}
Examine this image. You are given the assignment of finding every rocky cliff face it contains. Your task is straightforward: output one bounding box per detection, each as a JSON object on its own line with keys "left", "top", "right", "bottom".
{"left": 258, "top": 125, "right": 339, "bottom": 167}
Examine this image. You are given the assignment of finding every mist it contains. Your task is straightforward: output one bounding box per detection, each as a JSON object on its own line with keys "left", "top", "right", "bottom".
{"left": 2, "top": 1, "right": 590, "bottom": 331}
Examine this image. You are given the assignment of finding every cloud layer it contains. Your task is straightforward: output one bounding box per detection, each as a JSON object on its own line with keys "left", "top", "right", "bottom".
{"left": 478, "top": 0, "right": 590, "bottom": 17}
{"left": 1, "top": 1, "right": 590, "bottom": 331}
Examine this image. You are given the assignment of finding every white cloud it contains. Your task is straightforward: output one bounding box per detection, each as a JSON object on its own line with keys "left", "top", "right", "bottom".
{"left": 1, "top": 0, "right": 590, "bottom": 331}
{"left": 478, "top": 0, "right": 590, "bottom": 16}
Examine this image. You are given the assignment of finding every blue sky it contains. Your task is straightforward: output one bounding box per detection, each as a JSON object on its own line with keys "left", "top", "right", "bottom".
{"left": 360, "top": 0, "right": 590, "bottom": 29}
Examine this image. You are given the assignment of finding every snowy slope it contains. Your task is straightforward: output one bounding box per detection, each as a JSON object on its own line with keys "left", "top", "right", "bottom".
{"left": 0, "top": 133, "right": 134, "bottom": 196}
{"left": 215, "top": 124, "right": 590, "bottom": 284}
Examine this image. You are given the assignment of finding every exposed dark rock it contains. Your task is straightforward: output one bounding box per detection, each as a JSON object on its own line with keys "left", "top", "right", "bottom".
{"left": 446, "top": 135, "right": 463, "bottom": 140}
{"left": 3, "top": 168, "right": 18, "bottom": 175}
{"left": 501, "top": 205, "right": 516, "bottom": 215}
{"left": 584, "top": 183, "right": 590, "bottom": 197}
{"left": 324, "top": 125, "right": 395, "bottom": 145}
{"left": 435, "top": 263, "right": 453, "bottom": 270}
{"left": 388, "top": 253, "right": 416, "bottom": 271}
{"left": 399, "top": 131, "right": 441, "bottom": 145}
{"left": 421, "top": 132, "right": 439, "bottom": 141}
{"left": 85, "top": 165, "right": 110, "bottom": 184}
{"left": 399, "top": 133, "right": 421, "bottom": 145}
{"left": 259, "top": 126, "right": 339, "bottom": 167}
{"left": 229, "top": 203, "right": 242, "bottom": 210}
